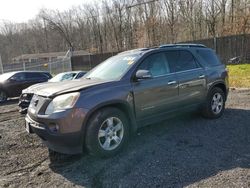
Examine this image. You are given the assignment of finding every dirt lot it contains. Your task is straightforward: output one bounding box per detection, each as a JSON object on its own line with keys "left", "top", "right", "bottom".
{"left": 0, "top": 89, "right": 249, "bottom": 188}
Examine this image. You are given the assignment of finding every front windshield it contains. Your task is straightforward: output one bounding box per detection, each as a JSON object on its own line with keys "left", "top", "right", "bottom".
{"left": 0, "top": 72, "right": 16, "bottom": 82}
{"left": 49, "top": 72, "right": 77, "bottom": 82}
{"left": 84, "top": 54, "right": 140, "bottom": 80}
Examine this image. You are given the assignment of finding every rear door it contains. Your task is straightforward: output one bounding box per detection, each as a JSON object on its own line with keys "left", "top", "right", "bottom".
{"left": 25, "top": 72, "right": 48, "bottom": 87}
{"left": 7, "top": 72, "right": 28, "bottom": 97}
{"left": 132, "top": 52, "right": 178, "bottom": 120}
{"left": 169, "top": 50, "right": 206, "bottom": 107}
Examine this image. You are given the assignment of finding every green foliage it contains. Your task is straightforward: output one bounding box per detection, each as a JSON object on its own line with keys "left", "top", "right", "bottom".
{"left": 227, "top": 64, "right": 250, "bottom": 88}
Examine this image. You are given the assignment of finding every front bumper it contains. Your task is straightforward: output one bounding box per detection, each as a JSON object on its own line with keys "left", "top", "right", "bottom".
{"left": 25, "top": 108, "right": 88, "bottom": 154}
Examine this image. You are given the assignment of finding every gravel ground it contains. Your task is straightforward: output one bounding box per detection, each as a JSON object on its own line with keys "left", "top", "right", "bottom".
{"left": 0, "top": 89, "right": 249, "bottom": 188}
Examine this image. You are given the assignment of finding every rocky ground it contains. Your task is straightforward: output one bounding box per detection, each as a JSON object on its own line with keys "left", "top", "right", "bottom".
{"left": 0, "top": 89, "right": 249, "bottom": 188}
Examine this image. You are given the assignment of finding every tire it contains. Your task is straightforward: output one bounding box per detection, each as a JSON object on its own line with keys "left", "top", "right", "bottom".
{"left": 0, "top": 90, "right": 7, "bottom": 103}
{"left": 202, "top": 87, "right": 226, "bottom": 119}
{"left": 85, "top": 107, "right": 129, "bottom": 158}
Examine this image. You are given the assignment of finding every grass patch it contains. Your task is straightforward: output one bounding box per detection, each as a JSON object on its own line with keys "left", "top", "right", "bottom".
{"left": 227, "top": 64, "right": 250, "bottom": 88}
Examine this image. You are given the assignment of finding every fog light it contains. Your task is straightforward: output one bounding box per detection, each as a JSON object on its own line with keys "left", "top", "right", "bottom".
{"left": 49, "top": 123, "right": 59, "bottom": 133}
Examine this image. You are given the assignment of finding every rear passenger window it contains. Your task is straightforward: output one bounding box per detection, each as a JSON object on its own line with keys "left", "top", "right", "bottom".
{"left": 197, "top": 49, "right": 221, "bottom": 67}
{"left": 176, "top": 51, "right": 198, "bottom": 72}
{"left": 138, "top": 53, "right": 171, "bottom": 77}
{"left": 165, "top": 50, "right": 199, "bottom": 72}
{"left": 40, "top": 73, "right": 50, "bottom": 79}
{"left": 25, "top": 73, "right": 49, "bottom": 80}
{"left": 26, "top": 73, "right": 41, "bottom": 80}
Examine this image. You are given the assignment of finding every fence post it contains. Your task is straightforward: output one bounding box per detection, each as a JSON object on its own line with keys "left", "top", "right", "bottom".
{"left": 0, "top": 54, "right": 3, "bottom": 74}
{"left": 23, "top": 62, "right": 26, "bottom": 71}
{"left": 49, "top": 60, "right": 52, "bottom": 74}
{"left": 69, "top": 57, "right": 72, "bottom": 71}
{"left": 62, "top": 60, "right": 65, "bottom": 72}
{"left": 88, "top": 54, "right": 91, "bottom": 70}
{"left": 213, "top": 37, "right": 217, "bottom": 53}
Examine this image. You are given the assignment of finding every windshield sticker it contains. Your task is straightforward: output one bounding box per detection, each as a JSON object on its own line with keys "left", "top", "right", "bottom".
{"left": 123, "top": 56, "right": 136, "bottom": 61}
{"left": 128, "top": 60, "right": 134, "bottom": 65}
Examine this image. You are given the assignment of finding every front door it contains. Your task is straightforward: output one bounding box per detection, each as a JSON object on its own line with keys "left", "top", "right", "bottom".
{"left": 7, "top": 72, "right": 28, "bottom": 97}
{"left": 132, "top": 52, "right": 179, "bottom": 121}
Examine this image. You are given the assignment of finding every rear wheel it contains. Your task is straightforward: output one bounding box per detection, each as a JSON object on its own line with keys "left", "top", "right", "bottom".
{"left": 0, "top": 90, "right": 7, "bottom": 103}
{"left": 85, "top": 107, "right": 129, "bottom": 158}
{"left": 202, "top": 87, "right": 225, "bottom": 119}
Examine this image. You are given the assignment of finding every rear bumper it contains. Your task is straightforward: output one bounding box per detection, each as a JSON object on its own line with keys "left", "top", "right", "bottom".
{"left": 25, "top": 110, "right": 86, "bottom": 154}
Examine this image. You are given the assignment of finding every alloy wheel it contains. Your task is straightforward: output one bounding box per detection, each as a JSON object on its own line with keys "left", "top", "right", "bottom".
{"left": 98, "top": 117, "right": 124, "bottom": 151}
{"left": 211, "top": 93, "right": 223, "bottom": 114}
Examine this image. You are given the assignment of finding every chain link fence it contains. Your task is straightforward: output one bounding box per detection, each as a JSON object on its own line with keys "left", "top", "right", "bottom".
{"left": 1, "top": 57, "right": 72, "bottom": 75}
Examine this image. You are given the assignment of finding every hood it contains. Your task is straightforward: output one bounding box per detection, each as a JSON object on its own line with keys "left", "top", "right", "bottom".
{"left": 23, "top": 82, "right": 53, "bottom": 94}
{"left": 33, "top": 79, "right": 108, "bottom": 97}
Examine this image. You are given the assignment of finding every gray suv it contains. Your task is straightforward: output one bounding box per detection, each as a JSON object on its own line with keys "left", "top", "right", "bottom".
{"left": 25, "top": 44, "right": 229, "bottom": 157}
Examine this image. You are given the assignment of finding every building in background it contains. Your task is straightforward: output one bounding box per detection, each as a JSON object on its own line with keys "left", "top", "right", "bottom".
{"left": 12, "top": 50, "right": 91, "bottom": 64}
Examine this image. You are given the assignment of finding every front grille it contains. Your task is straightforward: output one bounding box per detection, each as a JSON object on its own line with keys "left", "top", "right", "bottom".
{"left": 28, "top": 95, "right": 51, "bottom": 115}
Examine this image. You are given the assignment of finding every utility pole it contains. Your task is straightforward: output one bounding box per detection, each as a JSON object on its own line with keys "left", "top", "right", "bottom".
{"left": 0, "top": 54, "right": 4, "bottom": 74}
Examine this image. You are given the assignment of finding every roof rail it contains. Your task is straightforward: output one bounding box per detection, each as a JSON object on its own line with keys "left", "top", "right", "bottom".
{"left": 159, "top": 43, "right": 206, "bottom": 48}
{"left": 118, "top": 48, "right": 150, "bottom": 55}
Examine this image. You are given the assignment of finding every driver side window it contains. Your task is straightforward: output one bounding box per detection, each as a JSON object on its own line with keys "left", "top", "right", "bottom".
{"left": 11, "top": 73, "right": 25, "bottom": 81}
{"left": 138, "top": 53, "right": 170, "bottom": 77}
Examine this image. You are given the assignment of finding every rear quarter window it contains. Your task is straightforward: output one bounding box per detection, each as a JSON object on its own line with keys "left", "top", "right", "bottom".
{"left": 43, "top": 72, "right": 52, "bottom": 79}
{"left": 196, "top": 49, "right": 221, "bottom": 67}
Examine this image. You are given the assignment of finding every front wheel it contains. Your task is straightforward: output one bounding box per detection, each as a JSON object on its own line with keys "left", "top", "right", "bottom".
{"left": 85, "top": 107, "right": 129, "bottom": 158}
{"left": 202, "top": 87, "right": 226, "bottom": 119}
{"left": 0, "top": 90, "right": 7, "bottom": 103}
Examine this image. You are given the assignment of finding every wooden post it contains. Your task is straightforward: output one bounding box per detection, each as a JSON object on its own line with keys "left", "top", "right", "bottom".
{"left": 0, "top": 54, "right": 4, "bottom": 73}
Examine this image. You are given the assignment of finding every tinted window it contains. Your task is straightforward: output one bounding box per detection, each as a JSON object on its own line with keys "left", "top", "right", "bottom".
{"left": 12, "top": 73, "right": 26, "bottom": 81}
{"left": 176, "top": 51, "right": 198, "bottom": 71}
{"left": 76, "top": 72, "right": 86, "bottom": 79}
{"left": 165, "top": 50, "right": 199, "bottom": 72}
{"left": 41, "top": 72, "right": 52, "bottom": 79}
{"left": 165, "top": 51, "right": 179, "bottom": 71}
{"left": 197, "top": 49, "right": 221, "bottom": 66}
{"left": 138, "top": 53, "right": 170, "bottom": 77}
{"left": 23, "top": 72, "right": 49, "bottom": 81}
{"left": 26, "top": 73, "right": 40, "bottom": 79}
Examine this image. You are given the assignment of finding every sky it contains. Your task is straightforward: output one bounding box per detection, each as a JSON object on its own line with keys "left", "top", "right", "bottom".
{"left": 0, "top": 0, "right": 92, "bottom": 23}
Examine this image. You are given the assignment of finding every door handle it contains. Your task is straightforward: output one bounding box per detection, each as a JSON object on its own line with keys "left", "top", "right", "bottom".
{"left": 168, "top": 81, "right": 177, "bottom": 85}
{"left": 199, "top": 75, "right": 205, "bottom": 79}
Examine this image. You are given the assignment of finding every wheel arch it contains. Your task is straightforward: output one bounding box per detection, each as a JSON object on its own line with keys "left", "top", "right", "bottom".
{"left": 208, "top": 81, "right": 228, "bottom": 99}
{"left": 81, "top": 100, "right": 137, "bottom": 148}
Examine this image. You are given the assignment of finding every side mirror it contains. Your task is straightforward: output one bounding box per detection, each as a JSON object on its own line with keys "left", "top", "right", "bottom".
{"left": 9, "top": 77, "right": 16, "bottom": 81}
{"left": 135, "top": 70, "right": 152, "bottom": 80}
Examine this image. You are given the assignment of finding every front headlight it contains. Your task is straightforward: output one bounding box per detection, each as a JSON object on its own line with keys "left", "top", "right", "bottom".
{"left": 45, "top": 92, "right": 80, "bottom": 115}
